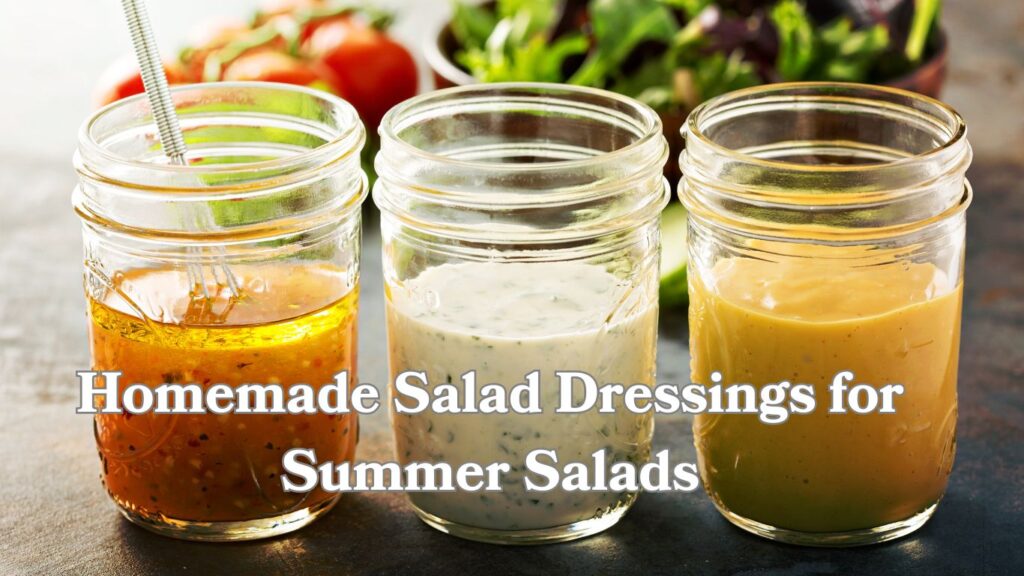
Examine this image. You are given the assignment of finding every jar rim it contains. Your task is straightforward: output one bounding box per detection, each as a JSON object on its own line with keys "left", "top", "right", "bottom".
{"left": 77, "top": 81, "right": 364, "bottom": 193}
{"left": 373, "top": 82, "right": 670, "bottom": 245}
{"left": 378, "top": 82, "right": 664, "bottom": 173}
{"left": 684, "top": 81, "right": 968, "bottom": 174}
{"left": 679, "top": 82, "right": 973, "bottom": 242}
{"left": 74, "top": 82, "right": 367, "bottom": 243}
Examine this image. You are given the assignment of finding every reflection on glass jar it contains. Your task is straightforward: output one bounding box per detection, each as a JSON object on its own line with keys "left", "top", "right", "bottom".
{"left": 73, "top": 83, "right": 366, "bottom": 541}
{"left": 374, "top": 83, "right": 669, "bottom": 544}
{"left": 680, "top": 83, "right": 972, "bottom": 546}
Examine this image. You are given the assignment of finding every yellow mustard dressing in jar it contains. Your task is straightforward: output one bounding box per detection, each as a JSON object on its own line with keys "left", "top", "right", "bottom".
{"left": 680, "top": 83, "right": 972, "bottom": 546}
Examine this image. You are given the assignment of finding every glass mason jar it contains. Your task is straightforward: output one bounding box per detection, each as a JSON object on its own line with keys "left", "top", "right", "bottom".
{"left": 73, "top": 83, "right": 366, "bottom": 541}
{"left": 680, "top": 83, "right": 972, "bottom": 546}
{"left": 374, "top": 83, "right": 668, "bottom": 544}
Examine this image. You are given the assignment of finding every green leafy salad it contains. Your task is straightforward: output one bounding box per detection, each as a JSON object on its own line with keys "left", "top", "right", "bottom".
{"left": 449, "top": 0, "right": 942, "bottom": 112}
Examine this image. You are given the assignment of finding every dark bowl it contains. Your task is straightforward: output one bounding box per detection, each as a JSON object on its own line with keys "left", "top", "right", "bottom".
{"left": 424, "top": 20, "right": 949, "bottom": 183}
{"left": 881, "top": 30, "right": 949, "bottom": 99}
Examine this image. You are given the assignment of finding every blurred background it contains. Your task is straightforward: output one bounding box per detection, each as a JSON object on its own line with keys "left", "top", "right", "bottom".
{"left": 0, "top": 0, "right": 1021, "bottom": 165}
{"left": 0, "top": 0, "right": 431, "bottom": 161}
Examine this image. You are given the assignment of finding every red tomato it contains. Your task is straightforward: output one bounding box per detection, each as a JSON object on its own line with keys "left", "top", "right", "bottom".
{"left": 300, "top": 13, "right": 354, "bottom": 44}
{"left": 305, "top": 21, "right": 418, "bottom": 127}
{"left": 304, "top": 16, "right": 360, "bottom": 55}
{"left": 93, "top": 54, "right": 186, "bottom": 108}
{"left": 180, "top": 18, "right": 251, "bottom": 81}
{"left": 222, "top": 50, "right": 336, "bottom": 92}
{"left": 260, "top": 2, "right": 360, "bottom": 47}
{"left": 181, "top": 17, "right": 294, "bottom": 82}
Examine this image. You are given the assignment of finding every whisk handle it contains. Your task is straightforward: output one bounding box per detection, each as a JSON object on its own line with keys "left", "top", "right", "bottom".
{"left": 120, "top": 0, "right": 188, "bottom": 163}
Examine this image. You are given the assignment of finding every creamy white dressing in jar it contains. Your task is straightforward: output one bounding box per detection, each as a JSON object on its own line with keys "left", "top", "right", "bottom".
{"left": 374, "top": 83, "right": 669, "bottom": 544}
{"left": 387, "top": 262, "right": 657, "bottom": 531}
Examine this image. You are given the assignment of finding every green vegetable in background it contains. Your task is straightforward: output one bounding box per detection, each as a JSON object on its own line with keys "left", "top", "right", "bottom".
{"left": 816, "top": 19, "right": 889, "bottom": 81}
{"left": 770, "top": 0, "right": 815, "bottom": 80}
{"left": 450, "top": 1, "right": 500, "bottom": 50}
{"left": 450, "top": 0, "right": 931, "bottom": 112}
{"left": 770, "top": 0, "right": 889, "bottom": 82}
{"left": 569, "top": 0, "right": 679, "bottom": 87}
{"left": 460, "top": 33, "right": 589, "bottom": 83}
{"left": 455, "top": 0, "right": 589, "bottom": 82}
{"left": 451, "top": 0, "right": 760, "bottom": 112}
{"left": 659, "top": 203, "right": 689, "bottom": 308}
{"left": 905, "top": 0, "right": 942, "bottom": 63}
{"left": 664, "top": 21, "right": 760, "bottom": 111}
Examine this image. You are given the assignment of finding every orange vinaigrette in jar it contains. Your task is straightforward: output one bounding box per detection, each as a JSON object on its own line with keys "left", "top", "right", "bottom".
{"left": 89, "top": 265, "right": 358, "bottom": 524}
{"left": 74, "top": 83, "right": 366, "bottom": 540}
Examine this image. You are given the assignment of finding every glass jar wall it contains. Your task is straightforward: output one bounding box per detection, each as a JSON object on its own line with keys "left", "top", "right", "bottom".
{"left": 74, "top": 83, "right": 366, "bottom": 541}
{"left": 680, "top": 83, "right": 972, "bottom": 546}
{"left": 374, "top": 83, "right": 669, "bottom": 544}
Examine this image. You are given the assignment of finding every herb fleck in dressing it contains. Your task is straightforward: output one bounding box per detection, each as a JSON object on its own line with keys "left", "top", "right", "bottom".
{"left": 387, "top": 262, "right": 657, "bottom": 531}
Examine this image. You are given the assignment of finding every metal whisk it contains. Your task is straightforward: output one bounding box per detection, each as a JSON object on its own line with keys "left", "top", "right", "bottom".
{"left": 120, "top": 0, "right": 240, "bottom": 301}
